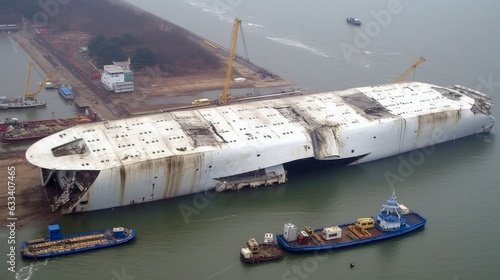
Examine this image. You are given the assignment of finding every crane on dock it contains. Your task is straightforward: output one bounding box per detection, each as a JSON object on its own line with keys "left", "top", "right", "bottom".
{"left": 24, "top": 61, "right": 56, "bottom": 100}
{"left": 395, "top": 56, "right": 425, "bottom": 83}
{"left": 217, "top": 18, "right": 245, "bottom": 105}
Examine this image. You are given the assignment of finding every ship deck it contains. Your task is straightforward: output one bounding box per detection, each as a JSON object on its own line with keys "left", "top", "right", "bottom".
{"left": 26, "top": 81, "right": 492, "bottom": 171}
{"left": 281, "top": 212, "right": 426, "bottom": 250}
{"left": 20, "top": 229, "right": 134, "bottom": 258}
{"left": 241, "top": 243, "right": 284, "bottom": 263}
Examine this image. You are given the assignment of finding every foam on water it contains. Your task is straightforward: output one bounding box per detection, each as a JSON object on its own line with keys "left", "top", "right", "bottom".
{"left": 16, "top": 259, "right": 49, "bottom": 280}
{"left": 184, "top": 0, "right": 329, "bottom": 57}
{"left": 266, "top": 36, "right": 329, "bottom": 57}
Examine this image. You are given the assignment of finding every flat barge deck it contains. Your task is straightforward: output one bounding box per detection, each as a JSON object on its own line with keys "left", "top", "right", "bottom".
{"left": 240, "top": 234, "right": 284, "bottom": 263}
{"left": 20, "top": 224, "right": 136, "bottom": 258}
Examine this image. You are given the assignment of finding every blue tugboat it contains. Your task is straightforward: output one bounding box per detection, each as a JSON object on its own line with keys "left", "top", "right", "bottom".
{"left": 20, "top": 224, "right": 136, "bottom": 258}
{"left": 346, "top": 17, "right": 362, "bottom": 26}
{"left": 277, "top": 191, "right": 426, "bottom": 252}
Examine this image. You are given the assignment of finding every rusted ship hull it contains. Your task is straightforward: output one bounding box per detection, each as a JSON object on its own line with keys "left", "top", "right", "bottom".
{"left": 1, "top": 132, "right": 50, "bottom": 143}
{"left": 25, "top": 82, "right": 495, "bottom": 214}
{"left": 1, "top": 114, "right": 95, "bottom": 143}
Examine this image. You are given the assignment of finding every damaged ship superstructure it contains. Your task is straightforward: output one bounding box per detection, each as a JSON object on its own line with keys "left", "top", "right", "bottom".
{"left": 26, "top": 82, "right": 495, "bottom": 214}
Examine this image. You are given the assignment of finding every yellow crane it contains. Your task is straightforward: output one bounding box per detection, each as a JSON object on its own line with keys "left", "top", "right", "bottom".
{"left": 217, "top": 18, "right": 242, "bottom": 105}
{"left": 395, "top": 56, "right": 425, "bottom": 83}
{"left": 24, "top": 61, "right": 56, "bottom": 100}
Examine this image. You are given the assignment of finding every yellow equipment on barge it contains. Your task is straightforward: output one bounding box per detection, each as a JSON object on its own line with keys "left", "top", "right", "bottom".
{"left": 20, "top": 224, "right": 136, "bottom": 258}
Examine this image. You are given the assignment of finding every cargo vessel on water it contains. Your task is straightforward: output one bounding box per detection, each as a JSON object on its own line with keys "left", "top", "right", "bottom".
{"left": 276, "top": 191, "right": 426, "bottom": 252}
{"left": 0, "top": 61, "right": 52, "bottom": 109}
{"left": 42, "top": 81, "right": 57, "bottom": 89}
{"left": 1, "top": 114, "right": 95, "bottom": 143}
{"left": 346, "top": 17, "right": 362, "bottom": 26}
{"left": 20, "top": 224, "right": 136, "bottom": 258}
{"left": 25, "top": 81, "right": 494, "bottom": 214}
{"left": 0, "top": 96, "right": 46, "bottom": 109}
{"left": 58, "top": 85, "right": 74, "bottom": 100}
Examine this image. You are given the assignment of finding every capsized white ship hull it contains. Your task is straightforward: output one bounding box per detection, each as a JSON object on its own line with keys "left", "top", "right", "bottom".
{"left": 25, "top": 82, "right": 495, "bottom": 214}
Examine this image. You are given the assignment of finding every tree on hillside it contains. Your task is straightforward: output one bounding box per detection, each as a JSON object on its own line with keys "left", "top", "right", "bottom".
{"left": 108, "top": 33, "right": 138, "bottom": 47}
{"left": 88, "top": 34, "right": 106, "bottom": 56}
{"left": 132, "top": 47, "right": 156, "bottom": 70}
{"left": 13, "top": 0, "right": 223, "bottom": 76}
{"left": 96, "top": 42, "right": 126, "bottom": 66}
{"left": 119, "top": 33, "right": 139, "bottom": 46}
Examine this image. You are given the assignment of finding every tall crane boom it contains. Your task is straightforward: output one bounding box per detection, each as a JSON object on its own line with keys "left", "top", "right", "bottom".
{"left": 218, "top": 18, "right": 242, "bottom": 105}
{"left": 24, "top": 61, "right": 56, "bottom": 100}
{"left": 395, "top": 56, "right": 426, "bottom": 83}
{"left": 24, "top": 61, "right": 33, "bottom": 98}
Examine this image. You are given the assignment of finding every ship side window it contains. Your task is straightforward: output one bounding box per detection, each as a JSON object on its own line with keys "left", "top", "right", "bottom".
{"left": 51, "top": 138, "right": 89, "bottom": 157}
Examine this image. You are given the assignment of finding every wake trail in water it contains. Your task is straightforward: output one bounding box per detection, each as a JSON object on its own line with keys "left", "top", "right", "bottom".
{"left": 270, "top": 211, "right": 313, "bottom": 216}
{"left": 246, "top": 22, "right": 264, "bottom": 28}
{"left": 16, "top": 259, "right": 49, "bottom": 280}
{"left": 185, "top": 0, "right": 234, "bottom": 23}
{"left": 363, "top": 50, "right": 403, "bottom": 55}
{"left": 192, "top": 214, "right": 236, "bottom": 222}
{"left": 184, "top": 0, "right": 330, "bottom": 58}
{"left": 266, "top": 37, "right": 330, "bottom": 57}
{"left": 206, "top": 265, "right": 232, "bottom": 280}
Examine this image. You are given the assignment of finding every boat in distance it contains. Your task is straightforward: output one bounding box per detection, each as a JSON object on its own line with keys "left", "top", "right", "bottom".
{"left": 346, "top": 17, "right": 362, "bottom": 26}
{"left": 277, "top": 191, "right": 426, "bottom": 252}
{"left": 25, "top": 81, "right": 494, "bottom": 214}
{"left": 42, "top": 81, "right": 57, "bottom": 89}
{"left": 0, "top": 61, "right": 49, "bottom": 109}
{"left": 20, "top": 224, "right": 136, "bottom": 258}
{"left": 0, "top": 96, "right": 46, "bottom": 109}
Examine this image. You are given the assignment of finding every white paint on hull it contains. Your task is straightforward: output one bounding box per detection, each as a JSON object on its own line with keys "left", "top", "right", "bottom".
{"left": 25, "top": 82, "right": 495, "bottom": 213}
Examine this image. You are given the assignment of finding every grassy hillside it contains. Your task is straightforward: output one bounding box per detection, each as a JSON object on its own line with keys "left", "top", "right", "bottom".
{"left": 4, "top": 0, "right": 221, "bottom": 75}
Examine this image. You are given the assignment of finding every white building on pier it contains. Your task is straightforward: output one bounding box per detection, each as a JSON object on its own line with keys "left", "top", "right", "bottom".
{"left": 101, "top": 60, "right": 134, "bottom": 93}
